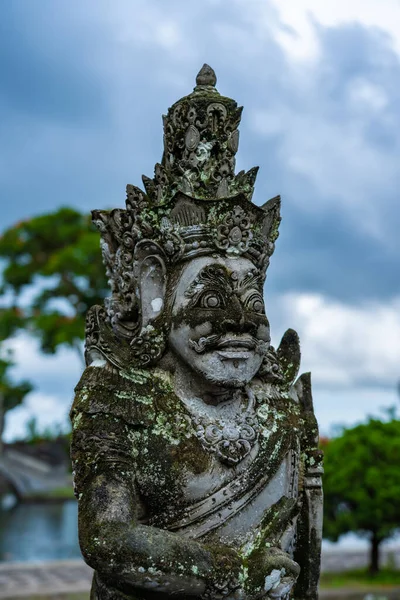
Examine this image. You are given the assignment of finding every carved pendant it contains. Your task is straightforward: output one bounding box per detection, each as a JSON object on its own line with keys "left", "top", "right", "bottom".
{"left": 192, "top": 411, "right": 259, "bottom": 466}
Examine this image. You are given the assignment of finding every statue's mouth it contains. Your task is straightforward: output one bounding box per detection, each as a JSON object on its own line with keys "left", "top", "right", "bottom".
{"left": 189, "top": 334, "right": 259, "bottom": 356}
{"left": 216, "top": 338, "right": 256, "bottom": 350}
{"left": 216, "top": 350, "right": 252, "bottom": 361}
{"left": 216, "top": 338, "right": 255, "bottom": 359}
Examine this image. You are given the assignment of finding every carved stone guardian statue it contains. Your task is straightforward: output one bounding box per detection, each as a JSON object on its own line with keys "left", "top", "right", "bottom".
{"left": 71, "top": 65, "right": 323, "bottom": 600}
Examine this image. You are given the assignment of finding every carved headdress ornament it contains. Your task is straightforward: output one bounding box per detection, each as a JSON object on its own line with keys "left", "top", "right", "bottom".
{"left": 89, "top": 65, "right": 281, "bottom": 359}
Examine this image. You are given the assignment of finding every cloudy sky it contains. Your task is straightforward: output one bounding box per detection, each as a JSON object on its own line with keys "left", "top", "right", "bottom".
{"left": 1, "top": 0, "right": 400, "bottom": 441}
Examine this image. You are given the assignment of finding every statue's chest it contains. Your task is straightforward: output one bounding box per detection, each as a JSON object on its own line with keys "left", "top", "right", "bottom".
{"left": 133, "top": 398, "right": 302, "bottom": 520}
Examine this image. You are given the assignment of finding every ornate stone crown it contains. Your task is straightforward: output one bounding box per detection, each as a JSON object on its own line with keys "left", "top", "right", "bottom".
{"left": 144, "top": 63, "right": 257, "bottom": 203}
{"left": 90, "top": 65, "right": 281, "bottom": 349}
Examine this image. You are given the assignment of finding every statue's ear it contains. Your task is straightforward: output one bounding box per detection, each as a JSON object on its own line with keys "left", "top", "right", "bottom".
{"left": 134, "top": 241, "right": 167, "bottom": 328}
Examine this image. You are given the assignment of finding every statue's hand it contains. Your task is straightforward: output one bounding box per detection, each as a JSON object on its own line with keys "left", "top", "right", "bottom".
{"left": 244, "top": 547, "right": 300, "bottom": 600}
{"left": 263, "top": 568, "right": 296, "bottom": 599}
{"left": 202, "top": 543, "right": 242, "bottom": 599}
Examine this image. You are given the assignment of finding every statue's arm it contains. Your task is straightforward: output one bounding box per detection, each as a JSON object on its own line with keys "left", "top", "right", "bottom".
{"left": 293, "top": 372, "right": 324, "bottom": 600}
{"left": 71, "top": 410, "right": 240, "bottom": 597}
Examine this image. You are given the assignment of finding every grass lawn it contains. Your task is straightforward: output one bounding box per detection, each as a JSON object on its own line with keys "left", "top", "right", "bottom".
{"left": 320, "top": 567, "right": 400, "bottom": 589}
{"left": 23, "top": 485, "right": 76, "bottom": 501}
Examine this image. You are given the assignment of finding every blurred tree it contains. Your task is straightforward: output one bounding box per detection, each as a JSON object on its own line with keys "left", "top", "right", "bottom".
{"left": 0, "top": 308, "right": 33, "bottom": 450}
{"left": 0, "top": 207, "right": 108, "bottom": 363}
{"left": 0, "top": 350, "right": 33, "bottom": 454}
{"left": 323, "top": 414, "right": 400, "bottom": 574}
{"left": 24, "top": 415, "right": 65, "bottom": 443}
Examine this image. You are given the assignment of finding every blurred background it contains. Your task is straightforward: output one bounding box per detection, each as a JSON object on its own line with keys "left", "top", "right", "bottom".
{"left": 0, "top": 1, "right": 399, "bottom": 598}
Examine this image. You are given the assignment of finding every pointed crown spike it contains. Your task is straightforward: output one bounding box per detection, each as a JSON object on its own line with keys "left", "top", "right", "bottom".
{"left": 196, "top": 64, "right": 217, "bottom": 87}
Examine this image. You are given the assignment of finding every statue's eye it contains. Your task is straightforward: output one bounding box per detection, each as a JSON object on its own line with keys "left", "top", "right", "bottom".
{"left": 245, "top": 293, "right": 264, "bottom": 314}
{"left": 195, "top": 291, "right": 225, "bottom": 309}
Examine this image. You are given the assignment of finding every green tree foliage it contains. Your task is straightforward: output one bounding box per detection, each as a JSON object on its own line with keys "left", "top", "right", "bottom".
{"left": 0, "top": 207, "right": 108, "bottom": 359}
{"left": 323, "top": 414, "right": 400, "bottom": 574}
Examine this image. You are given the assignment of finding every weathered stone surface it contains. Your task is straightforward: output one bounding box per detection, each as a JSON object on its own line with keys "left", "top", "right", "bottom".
{"left": 71, "top": 65, "right": 323, "bottom": 600}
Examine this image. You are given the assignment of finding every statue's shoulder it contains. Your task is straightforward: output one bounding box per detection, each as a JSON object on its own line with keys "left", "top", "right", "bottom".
{"left": 71, "top": 364, "right": 178, "bottom": 427}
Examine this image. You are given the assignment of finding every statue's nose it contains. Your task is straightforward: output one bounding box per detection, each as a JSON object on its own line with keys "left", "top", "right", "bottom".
{"left": 220, "top": 297, "right": 248, "bottom": 333}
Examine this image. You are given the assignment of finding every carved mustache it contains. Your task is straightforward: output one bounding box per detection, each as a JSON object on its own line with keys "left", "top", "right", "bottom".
{"left": 189, "top": 333, "right": 266, "bottom": 354}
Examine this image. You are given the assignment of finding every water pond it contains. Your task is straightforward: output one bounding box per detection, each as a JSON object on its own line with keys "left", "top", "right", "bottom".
{"left": 0, "top": 499, "right": 80, "bottom": 562}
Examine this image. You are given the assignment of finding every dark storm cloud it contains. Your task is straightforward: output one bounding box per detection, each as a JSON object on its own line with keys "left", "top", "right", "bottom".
{"left": 0, "top": 3, "right": 107, "bottom": 122}
{"left": 0, "top": 0, "right": 398, "bottom": 306}
{"left": 268, "top": 203, "right": 400, "bottom": 303}
{"left": 236, "top": 23, "right": 400, "bottom": 302}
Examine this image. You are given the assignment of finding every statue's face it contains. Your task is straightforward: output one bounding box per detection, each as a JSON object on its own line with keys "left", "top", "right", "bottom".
{"left": 168, "top": 256, "right": 270, "bottom": 388}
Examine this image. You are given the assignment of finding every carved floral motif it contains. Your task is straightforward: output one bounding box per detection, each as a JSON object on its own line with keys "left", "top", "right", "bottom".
{"left": 193, "top": 411, "right": 259, "bottom": 465}
{"left": 215, "top": 205, "right": 254, "bottom": 254}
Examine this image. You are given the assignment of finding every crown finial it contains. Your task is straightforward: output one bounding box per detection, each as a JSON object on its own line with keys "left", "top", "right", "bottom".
{"left": 196, "top": 64, "right": 217, "bottom": 87}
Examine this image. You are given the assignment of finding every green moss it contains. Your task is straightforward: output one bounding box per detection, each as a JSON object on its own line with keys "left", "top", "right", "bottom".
{"left": 119, "top": 370, "right": 152, "bottom": 384}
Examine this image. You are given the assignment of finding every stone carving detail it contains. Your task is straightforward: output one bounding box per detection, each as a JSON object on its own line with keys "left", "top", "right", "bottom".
{"left": 194, "top": 414, "right": 259, "bottom": 465}
{"left": 215, "top": 205, "right": 254, "bottom": 254}
{"left": 192, "top": 389, "right": 259, "bottom": 465}
{"left": 71, "top": 64, "right": 323, "bottom": 600}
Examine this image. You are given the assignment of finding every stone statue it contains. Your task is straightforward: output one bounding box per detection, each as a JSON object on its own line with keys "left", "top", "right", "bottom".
{"left": 71, "top": 65, "right": 323, "bottom": 600}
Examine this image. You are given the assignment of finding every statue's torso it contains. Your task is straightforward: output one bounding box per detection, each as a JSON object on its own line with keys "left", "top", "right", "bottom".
{"left": 72, "top": 365, "right": 305, "bottom": 552}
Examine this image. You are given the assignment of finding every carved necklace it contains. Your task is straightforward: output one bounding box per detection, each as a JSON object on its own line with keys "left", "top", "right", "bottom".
{"left": 190, "top": 387, "right": 259, "bottom": 466}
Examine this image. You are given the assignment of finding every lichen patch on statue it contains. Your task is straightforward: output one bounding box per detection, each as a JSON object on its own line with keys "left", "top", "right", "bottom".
{"left": 71, "top": 64, "right": 323, "bottom": 600}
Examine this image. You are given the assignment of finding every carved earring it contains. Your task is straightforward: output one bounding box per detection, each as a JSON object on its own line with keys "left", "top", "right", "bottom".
{"left": 130, "top": 322, "right": 168, "bottom": 367}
